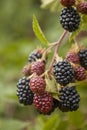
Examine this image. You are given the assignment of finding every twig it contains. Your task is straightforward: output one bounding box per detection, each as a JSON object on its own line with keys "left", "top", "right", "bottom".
{"left": 48, "top": 30, "right": 68, "bottom": 73}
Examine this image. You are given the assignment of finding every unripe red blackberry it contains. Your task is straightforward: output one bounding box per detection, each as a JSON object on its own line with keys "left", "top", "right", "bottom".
{"left": 33, "top": 92, "right": 53, "bottom": 114}
{"left": 58, "top": 86, "right": 80, "bottom": 112}
{"left": 59, "top": 7, "right": 80, "bottom": 32}
{"left": 30, "top": 61, "right": 45, "bottom": 75}
{"left": 77, "top": 2, "right": 87, "bottom": 14}
{"left": 66, "top": 52, "right": 80, "bottom": 64}
{"left": 60, "top": 0, "right": 75, "bottom": 7}
{"left": 46, "top": 98, "right": 59, "bottom": 115}
{"left": 37, "top": 98, "right": 59, "bottom": 115}
{"left": 53, "top": 60, "right": 75, "bottom": 86}
{"left": 74, "top": 66, "right": 86, "bottom": 81}
{"left": 28, "top": 50, "right": 42, "bottom": 63}
{"left": 16, "top": 77, "right": 34, "bottom": 105}
{"left": 22, "top": 64, "right": 31, "bottom": 76}
{"left": 30, "top": 76, "right": 46, "bottom": 94}
{"left": 78, "top": 49, "right": 87, "bottom": 70}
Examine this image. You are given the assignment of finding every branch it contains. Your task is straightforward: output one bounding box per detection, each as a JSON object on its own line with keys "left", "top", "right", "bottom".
{"left": 48, "top": 30, "right": 68, "bottom": 73}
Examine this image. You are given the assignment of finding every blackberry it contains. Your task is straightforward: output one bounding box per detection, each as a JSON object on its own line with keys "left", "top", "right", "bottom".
{"left": 53, "top": 60, "right": 75, "bottom": 86}
{"left": 33, "top": 92, "right": 53, "bottom": 114}
{"left": 78, "top": 49, "right": 87, "bottom": 70}
{"left": 45, "top": 98, "right": 59, "bottom": 115}
{"left": 60, "top": 0, "right": 75, "bottom": 7}
{"left": 59, "top": 7, "right": 80, "bottom": 32}
{"left": 77, "top": 2, "right": 87, "bottom": 14}
{"left": 22, "top": 64, "right": 30, "bottom": 76}
{"left": 37, "top": 98, "right": 59, "bottom": 115}
{"left": 66, "top": 52, "right": 80, "bottom": 64}
{"left": 58, "top": 86, "right": 80, "bottom": 112}
{"left": 30, "top": 61, "right": 45, "bottom": 76}
{"left": 30, "top": 76, "right": 46, "bottom": 94}
{"left": 50, "top": 98, "right": 59, "bottom": 112}
{"left": 28, "top": 50, "right": 42, "bottom": 63}
{"left": 16, "top": 77, "right": 34, "bottom": 105}
{"left": 74, "top": 66, "right": 86, "bottom": 81}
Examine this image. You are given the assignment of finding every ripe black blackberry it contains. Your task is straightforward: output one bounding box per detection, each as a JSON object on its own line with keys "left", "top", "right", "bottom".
{"left": 49, "top": 98, "right": 59, "bottom": 113}
{"left": 33, "top": 92, "right": 53, "bottom": 114}
{"left": 28, "top": 50, "right": 42, "bottom": 63}
{"left": 53, "top": 60, "right": 75, "bottom": 86}
{"left": 78, "top": 49, "right": 87, "bottom": 70}
{"left": 16, "top": 77, "right": 34, "bottom": 105}
{"left": 59, "top": 7, "right": 80, "bottom": 32}
{"left": 58, "top": 86, "right": 80, "bottom": 112}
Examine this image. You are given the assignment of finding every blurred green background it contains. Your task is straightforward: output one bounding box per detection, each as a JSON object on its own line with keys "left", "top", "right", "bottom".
{"left": 0, "top": 0, "right": 87, "bottom": 130}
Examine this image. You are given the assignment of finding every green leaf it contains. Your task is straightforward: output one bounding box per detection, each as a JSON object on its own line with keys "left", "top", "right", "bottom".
{"left": 83, "top": 125, "right": 87, "bottom": 130}
{"left": 41, "top": 0, "right": 60, "bottom": 12}
{"left": 42, "top": 114, "right": 59, "bottom": 130}
{"left": 68, "top": 110, "right": 84, "bottom": 129}
{"left": 69, "top": 29, "right": 80, "bottom": 43}
{"left": 81, "top": 15, "right": 87, "bottom": 30}
{"left": 41, "top": 0, "right": 55, "bottom": 8}
{"left": 45, "top": 74, "right": 60, "bottom": 100}
{"left": 56, "top": 120, "right": 68, "bottom": 130}
{"left": 45, "top": 74, "right": 57, "bottom": 93}
{"left": 33, "top": 15, "right": 49, "bottom": 45}
{"left": 33, "top": 116, "right": 44, "bottom": 130}
{"left": 0, "top": 119, "right": 29, "bottom": 130}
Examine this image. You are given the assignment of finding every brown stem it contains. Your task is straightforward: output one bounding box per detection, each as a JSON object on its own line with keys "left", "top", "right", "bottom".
{"left": 46, "top": 42, "right": 57, "bottom": 53}
{"left": 48, "top": 30, "right": 68, "bottom": 73}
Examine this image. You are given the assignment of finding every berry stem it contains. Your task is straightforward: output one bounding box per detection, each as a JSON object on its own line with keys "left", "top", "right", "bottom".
{"left": 74, "top": 37, "right": 80, "bottom": 49}
{"left": 48, "top": 30, "right": 68, "bottom": 74}
{"left": 46, "top": 42, "right": 57, "bottom": 53}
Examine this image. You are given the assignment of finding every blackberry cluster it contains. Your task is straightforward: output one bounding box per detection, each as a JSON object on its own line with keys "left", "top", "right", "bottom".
{"left": 16, "top": 0, "right": 87, "bottom": 114}
{"left": 16, "top": 77, "right": 34, "bottom": 105}
{"left": 17, "top": 47, "right": 84, "bottom": 114}
{"left": 78, "top": 49, "right": 87, "bottom": 70}
{"left": 58, "top": 86, "right": 80, "bottom": 112}
{"left": 28, "top": 50, "right": 42, "bottom": 63}
{"left": 53, "top": 60, "right": 75, "bottom": 86}
{"left": 59, "top": 7, "right": 80, "bottom": 32}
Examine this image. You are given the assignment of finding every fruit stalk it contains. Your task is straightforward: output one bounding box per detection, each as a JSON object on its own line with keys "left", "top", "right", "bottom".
{"left": 48, "top": 30, "right": 68, "bottom": 73}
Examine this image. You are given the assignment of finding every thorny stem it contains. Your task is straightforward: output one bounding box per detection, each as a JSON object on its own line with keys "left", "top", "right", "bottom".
{"left": 48, "top": 30, "right": 68, "bottom": 74}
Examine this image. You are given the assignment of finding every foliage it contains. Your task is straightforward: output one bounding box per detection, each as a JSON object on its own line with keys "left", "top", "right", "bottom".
{"left": 33, "top": 15, "right": 49, "bottom": 45}
{"left": 0, "top": 119, "right": 29, "bottom": 130}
